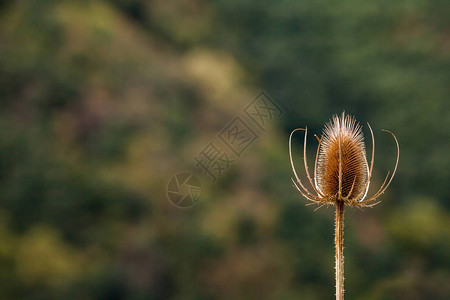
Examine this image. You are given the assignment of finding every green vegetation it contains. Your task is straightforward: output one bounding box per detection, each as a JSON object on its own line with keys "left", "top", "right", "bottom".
{"left": 0, "top": 0, "right": 449, "bottom": 299}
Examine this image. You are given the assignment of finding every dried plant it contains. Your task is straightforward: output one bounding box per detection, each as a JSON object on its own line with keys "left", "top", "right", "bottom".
{"left": 289, "top": 112, "right": 399, "bottom": 300}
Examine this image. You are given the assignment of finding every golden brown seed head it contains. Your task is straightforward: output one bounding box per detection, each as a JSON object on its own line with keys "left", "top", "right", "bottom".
{"left": 289, "top": 111, "right": 399, "bottom": 208}
{"left": 316, "top": 112, "right": 369, "bottom": 201}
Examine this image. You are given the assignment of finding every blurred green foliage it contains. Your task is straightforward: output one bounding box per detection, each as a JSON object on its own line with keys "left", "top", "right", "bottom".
{"left": 0, "top": 0, "right": 449, "bottom": 299}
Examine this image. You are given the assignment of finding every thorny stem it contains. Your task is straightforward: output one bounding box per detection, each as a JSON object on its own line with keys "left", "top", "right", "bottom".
{"left": 335, "top": 200, "right": 344, "bottom": 300}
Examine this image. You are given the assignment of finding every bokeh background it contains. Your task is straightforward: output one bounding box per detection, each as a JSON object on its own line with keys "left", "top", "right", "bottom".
{"left": 1, "top": 0, "right": 449, "bottom": 299}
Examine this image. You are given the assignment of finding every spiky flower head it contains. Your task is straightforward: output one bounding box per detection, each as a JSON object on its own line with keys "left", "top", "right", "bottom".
{"left": 317, "top": 113, "right": 369, "bottom": 202}
{"left": 289, "top": 112, "right": 399, "bottom": 208}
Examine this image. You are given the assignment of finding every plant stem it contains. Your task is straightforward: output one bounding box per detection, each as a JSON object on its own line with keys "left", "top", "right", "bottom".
{"left": 335, "top": 200, "right": 345, "bottom": 300}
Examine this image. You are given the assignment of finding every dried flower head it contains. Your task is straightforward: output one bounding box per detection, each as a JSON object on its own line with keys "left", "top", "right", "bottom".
{"left": 289, "top": 112, "right": 399, "bottom": 208}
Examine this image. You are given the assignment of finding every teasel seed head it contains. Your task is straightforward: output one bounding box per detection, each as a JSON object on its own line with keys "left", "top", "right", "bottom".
{"left": 289, "top": 111, "right": 399, "bottom": 208}
{"left": 317, "top": 113, "right": 369, "bottom": 202}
